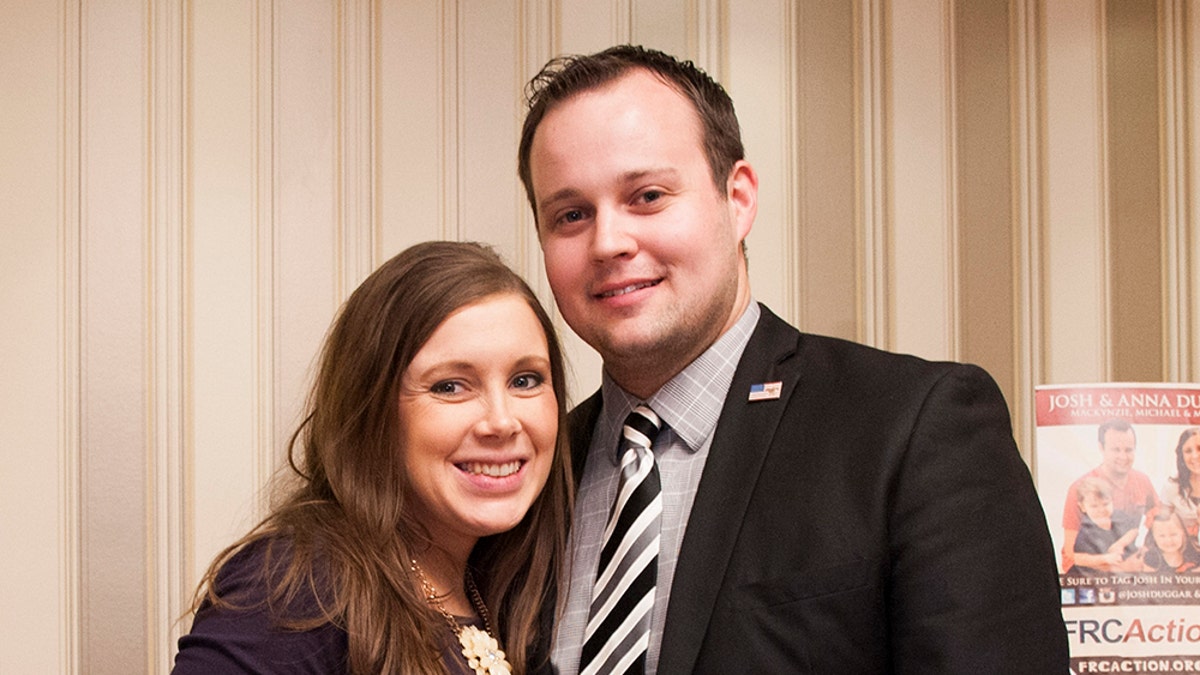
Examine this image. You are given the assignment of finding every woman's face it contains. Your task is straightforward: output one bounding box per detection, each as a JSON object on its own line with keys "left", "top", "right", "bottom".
{"left": 1152, "top": 518, "right": 1185, "bottom": 555}
{"left": 397, "top": 293, "right": 558, "bottom": 556}
{"left": 1182, "top": 433, "right": 1200, "bottom": 475}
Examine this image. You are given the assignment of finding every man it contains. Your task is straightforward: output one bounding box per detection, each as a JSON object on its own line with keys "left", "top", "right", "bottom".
{"left": 519, "top": 45, "right": 1067, "bottom": 673}
{"left": 1060, "top": 419, "right": 1159, "bottom": 573}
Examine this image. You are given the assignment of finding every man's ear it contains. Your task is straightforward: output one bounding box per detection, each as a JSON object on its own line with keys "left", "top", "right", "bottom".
{"left": 726, "top": 159, "right": 758, "bottom": 241}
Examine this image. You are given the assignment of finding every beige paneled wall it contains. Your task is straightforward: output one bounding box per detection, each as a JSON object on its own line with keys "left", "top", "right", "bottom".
{"left": 3, "top": 0, "right": 1199, "bottom": 671}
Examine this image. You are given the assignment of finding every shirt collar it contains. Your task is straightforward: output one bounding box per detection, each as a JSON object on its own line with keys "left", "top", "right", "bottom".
{"left": 597, "top": 302, "right": 760, "bottom": 464}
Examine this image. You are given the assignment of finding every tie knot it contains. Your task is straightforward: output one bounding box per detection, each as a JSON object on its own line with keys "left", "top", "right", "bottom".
{"left": 622, "top": 404, "right": 662, "bottom": 449}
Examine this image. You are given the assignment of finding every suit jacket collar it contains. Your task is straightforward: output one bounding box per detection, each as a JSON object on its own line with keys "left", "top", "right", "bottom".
{"left": 657, "top": 305, "right": 801, "bottom": 673}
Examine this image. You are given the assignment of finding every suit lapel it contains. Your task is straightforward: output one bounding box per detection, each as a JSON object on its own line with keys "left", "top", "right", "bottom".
{"left": 657, "top": 307, "right": 803, "bottom": 674}
{"left": 567, "top": 390, "right": 603, "bottom": 482}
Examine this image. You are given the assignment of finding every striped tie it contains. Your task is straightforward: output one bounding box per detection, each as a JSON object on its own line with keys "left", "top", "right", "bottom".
{"left": 580, "top": 404, "right": 663, "bottom": 675}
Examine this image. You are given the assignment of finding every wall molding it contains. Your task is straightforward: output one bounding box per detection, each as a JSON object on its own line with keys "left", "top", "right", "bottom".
{"left": 442, "top": 0, "right": 460, "bottom": 240}
{"left": 1097, "top": 0, "right": 1114, "bottom": 377}
{"left": 59, "top": 1, "right": 83, "bottom": 671}
{"left": 1161, "top": 0, "right": 1194, "bottom": 380}
{"left": 782, "top": 0, "right": 800, "bottom": 326}
{"left": 943, "top": 0, "right": 962, "bottom": 359}
{"left": 1011, "top": 0, "right": 1044, "bottom": 461}
{"left": 336, "top": 0, "right": 375, "bottom": 293}
{"left": 149, "top": 0, "right": 186, "bottom": 670}
{"left": 855, "top": 0, "right": 889, "bottom": 349}
{"left": 254, "top": 0, "right": 278, "bottom": 530}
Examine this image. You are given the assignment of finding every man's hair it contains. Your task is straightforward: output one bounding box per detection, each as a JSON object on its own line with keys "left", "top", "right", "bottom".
{"left": 1098, "top": 418, "right": 1135, "bottom": 446}
{"left": 517, "top": 44, "right": 745, "bottom": 223}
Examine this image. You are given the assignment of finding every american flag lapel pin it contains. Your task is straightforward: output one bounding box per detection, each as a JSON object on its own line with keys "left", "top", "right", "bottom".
{"left": 748, "top": 381, "right": 783, "bottom": 401}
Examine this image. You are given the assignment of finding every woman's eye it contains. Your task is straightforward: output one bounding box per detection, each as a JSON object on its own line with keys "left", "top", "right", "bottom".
{"left": 640, "top": 190, "right": 662, "bottom": 203}
{"left": 430, "top": 381, "right": 463, "bottom": 395}
{"left": 511, "top": 373, "right": 545, "bottom": 390}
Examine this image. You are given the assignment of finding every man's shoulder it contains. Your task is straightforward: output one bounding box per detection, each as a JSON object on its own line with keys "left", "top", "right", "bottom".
{"left": 787, "top": 327, "right": 987, "bottom": 399}
{"left": 759, "top": 307, "right": 966, "bottom": 381}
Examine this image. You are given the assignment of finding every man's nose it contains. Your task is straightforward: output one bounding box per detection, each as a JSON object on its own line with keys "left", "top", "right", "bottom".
{"left": 590, "top": 207, "right": 638, "bottom": 261}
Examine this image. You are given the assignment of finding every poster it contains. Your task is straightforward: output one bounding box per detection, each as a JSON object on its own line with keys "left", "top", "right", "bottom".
{"left": 1036, "top": 384, "right": 1200, "bottom": 674}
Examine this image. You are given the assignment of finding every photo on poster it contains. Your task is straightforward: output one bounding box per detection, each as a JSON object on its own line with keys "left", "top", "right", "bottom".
{"left": 1035, "top": 384, "right": 1200, "bottom": 674}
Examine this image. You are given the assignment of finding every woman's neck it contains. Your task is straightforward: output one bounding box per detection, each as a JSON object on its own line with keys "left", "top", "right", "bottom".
{"left": 414, "top": 545, "right": 475, "bottom": 617}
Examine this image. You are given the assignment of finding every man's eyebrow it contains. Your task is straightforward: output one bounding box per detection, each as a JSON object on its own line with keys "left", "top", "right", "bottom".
{"left": 538, "top": 187, "right": 582, "bottom": 213}
{"left": 618, "top": 167, "right": 680, "bottom": 184}
{"left": 537, "top": 168, "right": 683, "bottom": 212}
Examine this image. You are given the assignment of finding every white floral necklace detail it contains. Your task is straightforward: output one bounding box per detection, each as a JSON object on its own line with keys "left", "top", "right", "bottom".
{"left": 411, "top": 559, "right": 513, "bottom": 675}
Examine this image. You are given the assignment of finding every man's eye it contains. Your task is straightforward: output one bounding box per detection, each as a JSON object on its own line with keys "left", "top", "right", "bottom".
{"left": 511, "top": 373, "right": 545, "bottom": 390}
{"left": 562, "top": 209, "right": 584, "bottom": 223}
{"left": 640, "top": 190, "right": 662, "bottom": 203}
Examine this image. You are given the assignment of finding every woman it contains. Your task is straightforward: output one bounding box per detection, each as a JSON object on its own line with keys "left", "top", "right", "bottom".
{"left": 1140, "top": 507, "right": 1200, "bottom": 574}
{"left": 1160, "top": 427, "right": 1200, "bottom": 539}
{"left": 174, "top": 241, "right": 572, "bottom": 674}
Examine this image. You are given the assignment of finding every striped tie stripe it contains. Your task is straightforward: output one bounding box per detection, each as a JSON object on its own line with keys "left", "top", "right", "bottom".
{"left": 580, "top": 405, "right": 662, "bottom": 675}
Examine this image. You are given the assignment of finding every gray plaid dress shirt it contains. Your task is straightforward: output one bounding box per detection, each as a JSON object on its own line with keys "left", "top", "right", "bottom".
{"left": 552, "top": 302, "right": 760, "bottom": 675}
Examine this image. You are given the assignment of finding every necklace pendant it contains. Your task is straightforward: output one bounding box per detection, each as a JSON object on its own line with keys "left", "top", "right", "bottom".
{"left": 458, "top": 624, "right": 512, "bottom": 675}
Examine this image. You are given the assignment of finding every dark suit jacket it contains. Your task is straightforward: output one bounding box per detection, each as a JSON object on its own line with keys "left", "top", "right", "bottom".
{"left": 567, "top": 305, "right": 1068, "bottom": 674}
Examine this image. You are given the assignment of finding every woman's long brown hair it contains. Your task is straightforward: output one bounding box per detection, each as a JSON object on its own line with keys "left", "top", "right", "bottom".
{"left": 188, "top": 241, "right": 573, "bottom": 674}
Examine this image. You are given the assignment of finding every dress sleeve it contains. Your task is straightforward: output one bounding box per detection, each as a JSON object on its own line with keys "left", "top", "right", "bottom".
{"left": 172, "top": 542, "right": 348, "bottom": 674}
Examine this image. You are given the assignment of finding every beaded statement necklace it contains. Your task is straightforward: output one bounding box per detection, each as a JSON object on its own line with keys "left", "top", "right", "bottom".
{"left": 410, "top": 559, "right": 513, "bottom": 675}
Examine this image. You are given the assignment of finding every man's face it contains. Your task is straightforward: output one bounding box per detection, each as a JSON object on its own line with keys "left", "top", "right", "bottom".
{"left": 1100, "top": 428, "right": 1137, "bottom": 479}
{"left": 527, "top": 70, "right": 756, "bottom": 395}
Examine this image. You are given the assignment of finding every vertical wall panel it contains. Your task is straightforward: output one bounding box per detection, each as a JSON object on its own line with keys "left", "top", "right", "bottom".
{"left": 459, "top": 1, "right": 523, "bottom": 262}
{"left": 632, "top": 0, "right": 688, "bottom": 57}
{"left": 378, "top": 1, "right": 445, "bottom": 255}
{"left": 187, "top": 0, "right": 263, "bottom": 613}
{"left": 887, "top": 0, "right": 957, "bottom": 359}
{"left": 337, "top": 0, "right": 376, "bottom": 287}
{"left": 1189, "top": 3, "right": 1200, "bottom": 383}
{"left": 79, "top": 1, "right": 150, "bottom": 671}
{"left": 857, "top": 0, "right": 889, "bottom": 347}
{"left": 560, "top": 0, "right": 625, "bottom": 53}
{"left": 1011, "top": 0, "right": 1045, "bottom": 458}
{"left": 274, "top": 0, "right": 339, "bottom": 453}
{"left": 955, "top": 0, "right": 1016, "bottom": 408}
{"left": 728, "top": 0, "right": 791, "bottom": 323}
{"left": 1162, "top": 0, "right": 1195, "bottom": 382}
{"left": 1041, "top": 0, "right": 1109, "bottom": 383}
{"left": 1106, "top": 0, "right": 1162, "bottom": 382}
{"left": 795, "top": 0, "right": 858, "bottom": 341}
{"left": 149, "top": 0, "right": 185, "bottom": 668}
{"left": 0, "top": 1, "right": 78, "bottom": 671}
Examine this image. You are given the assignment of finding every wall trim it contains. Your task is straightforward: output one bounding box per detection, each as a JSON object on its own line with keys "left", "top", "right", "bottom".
{"left": 943, "top": 0, "right": 962, "bottom": 359}
{"left": 1161, "top": 0, "right": 1194, "bottom": 380}
{"left": 336, "top": 0, "right": 375, "bottom": 294}
{"left": 1010, "top": 0, "right": 1044, "bottom": 462}
{"left": 59, "top": 0, "right": 83, "bottom": 670}
{"left": 149, "top": 0, "right": 186, "bottom": 669}
{"left": 855, "top": 0, "right": 889, "bottom": 348}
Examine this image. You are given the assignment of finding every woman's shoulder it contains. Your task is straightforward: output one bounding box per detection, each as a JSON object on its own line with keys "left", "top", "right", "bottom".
{"left": 1162, "top": 476, "right": 1183, "bottom": 496}
{"left": 173, "top": 536, "right": 348, "bottom": 674}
